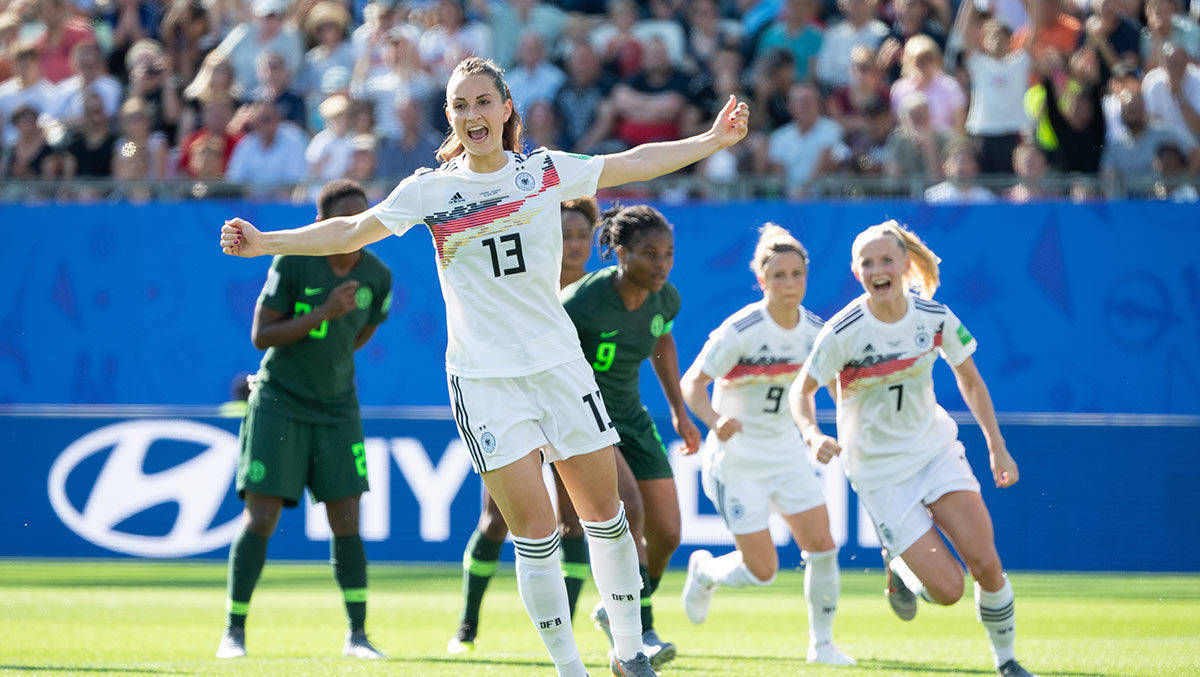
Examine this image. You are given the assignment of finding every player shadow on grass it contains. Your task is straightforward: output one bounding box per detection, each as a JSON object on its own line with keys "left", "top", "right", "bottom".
{"left": 857, "top": 658, "right": 1109, "bottom": 676}
{"left": 1, "top": 666, "right": 183, "bottom": 674}
{"left": 424, "top": 656, "right": 711, "bottom": 672}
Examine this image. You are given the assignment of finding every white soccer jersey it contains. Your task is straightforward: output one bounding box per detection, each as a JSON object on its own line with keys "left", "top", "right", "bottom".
{"left": 697, "top": 300, "right": 825, "bottom": 482}
{"left": 369, "top": 148, "right": 604, "bottom": 377}
{"left": 803, "top": 293, "right": 977, "bottom": 493}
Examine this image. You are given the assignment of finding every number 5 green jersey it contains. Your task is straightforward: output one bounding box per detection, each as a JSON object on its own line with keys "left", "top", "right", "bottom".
{"left": 252, "top": 251, "right": 392, "bottom": 424}
{"left": 560, "top": 265, "right": 681, "bottom": 422}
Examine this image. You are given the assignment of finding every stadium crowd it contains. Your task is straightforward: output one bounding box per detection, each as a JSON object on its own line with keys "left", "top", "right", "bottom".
{"left": 0, "top": 0, "right": 1197, "bottom": 201}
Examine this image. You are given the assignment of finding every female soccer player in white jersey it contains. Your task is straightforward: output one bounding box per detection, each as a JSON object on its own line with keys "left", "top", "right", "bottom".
{"left": 789, "top": 220, "right": 1034, "bottom": 677}
{"left": 677, "top": 224, "right": 854, "bottom": 667}
{"left": 220, "top": 56, "right": 750, "bottom": 677}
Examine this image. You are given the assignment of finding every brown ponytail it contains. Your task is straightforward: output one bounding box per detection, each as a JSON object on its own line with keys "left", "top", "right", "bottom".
{"left": 436, "top": 57, "right": 524, "bottom": 163}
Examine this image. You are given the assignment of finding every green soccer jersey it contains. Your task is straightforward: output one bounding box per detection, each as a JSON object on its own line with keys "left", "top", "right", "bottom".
{"left": 561, "top": 266, "right": 681, "bottom": 421}
{"left": 251, "top": 251, "right": 392, "bottom": 424}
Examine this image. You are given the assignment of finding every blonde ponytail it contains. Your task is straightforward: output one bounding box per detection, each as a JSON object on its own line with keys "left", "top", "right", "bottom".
{"left": 851, "top": 220, "right": 940, "bottom": 299}
{"left": 751, "top": 222, "right": 809, "bottom": 277}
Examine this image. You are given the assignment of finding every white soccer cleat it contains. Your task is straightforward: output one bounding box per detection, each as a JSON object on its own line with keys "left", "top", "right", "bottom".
{"left": 807, "top": 640, "right": 856, "bottom": 666}
{"left": 343, "top": 629, "right": 387, "bottom": 659}
{"left": 681, "top": 549, "right": 716, "bottom": 625}
{"left": 215, "top": 627, "right": 246, "bottom": 658}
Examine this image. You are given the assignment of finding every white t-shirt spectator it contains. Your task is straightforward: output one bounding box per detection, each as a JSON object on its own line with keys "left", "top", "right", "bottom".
{"left": 767, "top": 116, "right": 847, "bottom": 188}
{"left": 305, "top": 127, "right": 354, "bottom": 180}
{"left": 227, "top": 122, "right": 309, "bottom": 184}
{"left": 965, "top": 51, "right": 1031, "bottom": 136}
{"left": 506, "top": 62, "right": 566, "bottom": 119}
{"left": 1142, "top": 63, "right": 1200, "bottom": 150}
{"left": 50, "top": 74, "right": 122, "bottom": 124}
{"left": 351, "top": 70, "right": 434, "bottom": 139}
{"left": 815, "top": 19, "right": 889, "bottom": 88}
{"left": 924, "top": 181, "right": 997, "bottom": 203}
{"left": 418, "top": 22, "right": 492, "bottom": 81}
{"left": 0, "top": 78, "right": 58, "bottom": 145}
{"left": 214, "top": 22, "right": 305, "bottom": 94}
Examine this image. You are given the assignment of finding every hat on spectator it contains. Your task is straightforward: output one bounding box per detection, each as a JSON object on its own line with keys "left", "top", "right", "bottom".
{"left": 320, "top": 66, "right": 351, "bottom": 94}
{"left": 252, "top": 0, "right": 288, "bottom": 18}
{"left": 305, "top": 2, "right": 350, "bottom": 40}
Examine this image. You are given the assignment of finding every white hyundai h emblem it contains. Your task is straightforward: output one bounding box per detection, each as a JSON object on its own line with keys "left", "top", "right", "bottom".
{"left": 47, "top": 420, "right": 241, "bottom": 557}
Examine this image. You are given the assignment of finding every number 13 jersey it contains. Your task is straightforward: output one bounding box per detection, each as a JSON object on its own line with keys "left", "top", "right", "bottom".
{"left": 803, "top": 293, "right": 977, "bottom": 492}
{"left": 369, "top": 149, "right": 604, "bottom": 377}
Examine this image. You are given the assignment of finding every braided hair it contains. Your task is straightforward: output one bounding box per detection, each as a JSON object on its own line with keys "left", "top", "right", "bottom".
{"left": 597, "top": 204, "right": 672, "bottom": 260}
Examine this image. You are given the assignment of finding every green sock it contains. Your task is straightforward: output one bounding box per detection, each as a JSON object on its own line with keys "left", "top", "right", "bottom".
{"left": 225, "top": 528, "right": 268, "bottom": 630}
{"left": 459, "top": 529, "right": 502, "bottom": 626}
{"left": 639, "top": 564, "right": 654, "bottom": 632}
{"left": 560, "top": 534, "right": 590, "bottom": 620}
{"left": 332, "top": 534, "right": 368, "bottom": 632}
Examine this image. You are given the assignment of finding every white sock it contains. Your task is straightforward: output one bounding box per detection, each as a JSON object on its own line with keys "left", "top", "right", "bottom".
{"left": 580, "top": 503, "right": 643, "bottom": 661}
{"left": 803, "top": 548, "right": 840, "bottom": 645}
{"left": 975, "top": 574, "right": 1016, "bottom": 667}
{"left": 889, "top": 555, "right": 933, "bottom": 602}
{"left": 513, "top": 532, "right": 586, "bottom": 677}
{"left": 700, "top": 550, "right": 774, "bottom": 589}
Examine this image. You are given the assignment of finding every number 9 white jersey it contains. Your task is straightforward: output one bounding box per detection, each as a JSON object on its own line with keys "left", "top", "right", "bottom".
{"left": 802, "top": 293, "right": 977, "bottom": 493}
{"left": 696, "top": 300, "right": 825, "bottom": 483}
{"left": 367, "top": 149, "right": 604, "bottom": 378}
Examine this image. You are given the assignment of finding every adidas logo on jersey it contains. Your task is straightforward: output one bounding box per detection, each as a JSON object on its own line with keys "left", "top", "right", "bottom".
{"left": 758, "top": 344, "right": 770, "bottom": 352}
{"left": 449, "top": 191, "right": 465, "bottom": 204}
{"left": 863, "top": 343, "right": 875, "bottom": 353}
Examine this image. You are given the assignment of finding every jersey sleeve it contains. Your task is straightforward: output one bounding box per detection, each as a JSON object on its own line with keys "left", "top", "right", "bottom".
{"left": 939, "top": 306, "right": 978, "bottom": 366}
{"left": 259, "top": 255, "right": 293, "bottom": 314}
{"left": 803, "top": 323, "right": 843, "bottom": 388}
{"left": 697, "top": 324, "right": 741, "bottom": 380}
{"left": 368, "top": 263, "right": 392, "bottom": 326}
{"left": 547, "top": 150, "right": 605, "bottom": 201}
{"left": 368, "top": 172, "right": 424, "bottom": 236}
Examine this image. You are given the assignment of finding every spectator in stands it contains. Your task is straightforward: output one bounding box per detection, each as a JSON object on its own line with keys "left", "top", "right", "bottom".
{"left": 751, "top": 48, "right": 797, "bottom": 133}
{"left": 760, "top": 81, "right": 847, "bottom": 195}
{"left": 827, "top": 45, "right": 891, "bottom": 140}
{"left": 1152, "top": 141, "right": 1198, "bottom": 201}
{"left": 301, "top": 2, "right": 355, "bottom": 123}
{"left": 1101, "top": 88, "right": 1194, "bottom": 187}
{"left": 124, "top": 39, "right": 181, "bottom": 141}
{"left": 37, "top": 0, "right": 97, "bottom": 84}
{"left": 962, "top": 7, "right": 1032, "bottom": 174}
{"left": 884, "top": 92, "right": 948, "bottom": 181}
{"left": 815, "top": 0, "right": 889, "bottom": 90}
{"left": 160, "top": 0, "right": 214, "bottom": 86}
{"left": 1012, "top": 0, "right": 1082, "bottom": 60}
{"left": 889, "top": 35, "right": 965, "bottom": 133}
{"left": 505, "top": 32, "right": 565, "bottom": 120}
{"left": 305, "top": 93, "right": 354, "bottom": 182}
{"left": 582, "top": 37, "right": 699, "bottom": 153}
{"left": 1081, "top": 0, "right": 1141, "bottom": 81}
{"left": 1005, "top": 141, "right": 1055, "bottom": 203}
{"left": 972, "top": 0, "right": 1027, "bottom": 33}
{"left": 348, "top": 97, "right": 377, "bottom": 137}
{"left": 474, "top": 0, "right": 568, "bottom": 69}
{"left": 187, "top": 132, "right": 229, "bottom": 180}
{"left": 877, "top": 0, "right": 947, "bottom": 81}
{"left": 51, "top": 42, "right": 122, "bottom": 129}
{"left": 690, "top": 44, "right": 758, "bottom": 182}
{"left": 180, "top": 53, "right": 243, "bottom": 142}
{"left": 350, "top": 0, "right": 406, "bottom": 82}
{"left": 1141, "top": 42, "right": 1200, "bottom": 151}
{"left": 0, "top": 12, "right": 20, "bottom": 83}
{"left": 62, "top": 91, "right": 118, "bottom": 179}
{"left": 227, "top": 99, "right": 307, "bottom": 194}
{"left": 1033, "top": 48, "right": 1106, "bottom": 174}
{"left": 756, "top": 0, "right": 824, "bottom": 83}
{"left": 352, "top": 24, "right": 433, "bottom": 139}
{"left": 524, "top": 100, "right": 563, "bottom": 150}
{"left": 345, "top": 132, "right": 378, "bottom": 185}
{"left": 0, "top": 43, "right": 58, "bottom": 147}
{"left": 684, "top": 0, "right": 741, "bottom": 73}
{"left": 376, "top": 96, "right": 443, "bottom": 178}
{"left": 554, "top": 40, "right": 616, "bottom": 153}
{"left": 213, "top": 0, "right": 304, "bottom": 95}
{"left": 252, "top": 50, "right": 306, "bottom": 129}
{"left": 924, "top": 140, "right": 996, "bottom": 203}
{"left": 1141, "top": 0, "right": 1200, "bottom": 65}
{"left": 177, "top": 92, "right": 239, "bottom": 178}
{"left": 116, "top": 97, "right": 169, "bottom": 180}
{"left": 102, "top": 0, "right": 162, "bottom": 81}
{"left": 1, "top": 104, "right": 58, "bottom": 178}
{"left": 418, "top": 0, "right": 492, "bottom": 81}
{"left": 594, "top": 0, "right": 644, "bottom": 79}
{"left": 844, "top": 95, "right": 892, "bottom": 175}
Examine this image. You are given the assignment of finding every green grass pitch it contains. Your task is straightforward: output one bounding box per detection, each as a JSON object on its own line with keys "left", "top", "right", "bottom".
{"left": 2, "top": 560, "right": 1197, "bottom": 676}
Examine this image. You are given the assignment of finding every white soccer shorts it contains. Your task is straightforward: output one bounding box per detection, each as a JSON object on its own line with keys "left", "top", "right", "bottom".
{"left": 702, "top": 463, "right": 827, "bottom": 535}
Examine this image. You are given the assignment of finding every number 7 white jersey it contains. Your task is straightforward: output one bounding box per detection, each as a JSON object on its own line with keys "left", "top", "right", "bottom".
{"left": 802, "top": 293, "right": 977, "bottom": 493}
{"left": 696, "top": 300, "right": 825, "bottom": 482}
{"left": 368, "top": 148, "right": 604, "bottom": 378}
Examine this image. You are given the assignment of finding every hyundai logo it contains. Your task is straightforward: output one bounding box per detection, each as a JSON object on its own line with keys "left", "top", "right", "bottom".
{"left": 47, "top": 420, "right": 241, "bottom": 557}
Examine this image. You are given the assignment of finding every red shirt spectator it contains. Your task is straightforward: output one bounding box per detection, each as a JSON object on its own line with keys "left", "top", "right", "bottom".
{"left": 36, "top": 0, "right": 96, "bottom": 84}
{"left": 177, "top": 94, "right": 241, "bottom": 177}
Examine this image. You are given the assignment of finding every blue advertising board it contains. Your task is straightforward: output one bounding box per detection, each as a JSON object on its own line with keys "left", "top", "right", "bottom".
{"left": 4, "top": 409, "right": 1196, "bottom": 571}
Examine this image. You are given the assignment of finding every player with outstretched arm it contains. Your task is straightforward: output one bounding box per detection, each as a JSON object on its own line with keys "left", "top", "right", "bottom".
{"left": 220, "top": 57, "right": 749, "bottom": 677}
{"left": 788, "top": 220, "right": 1035, "bottom": 677}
